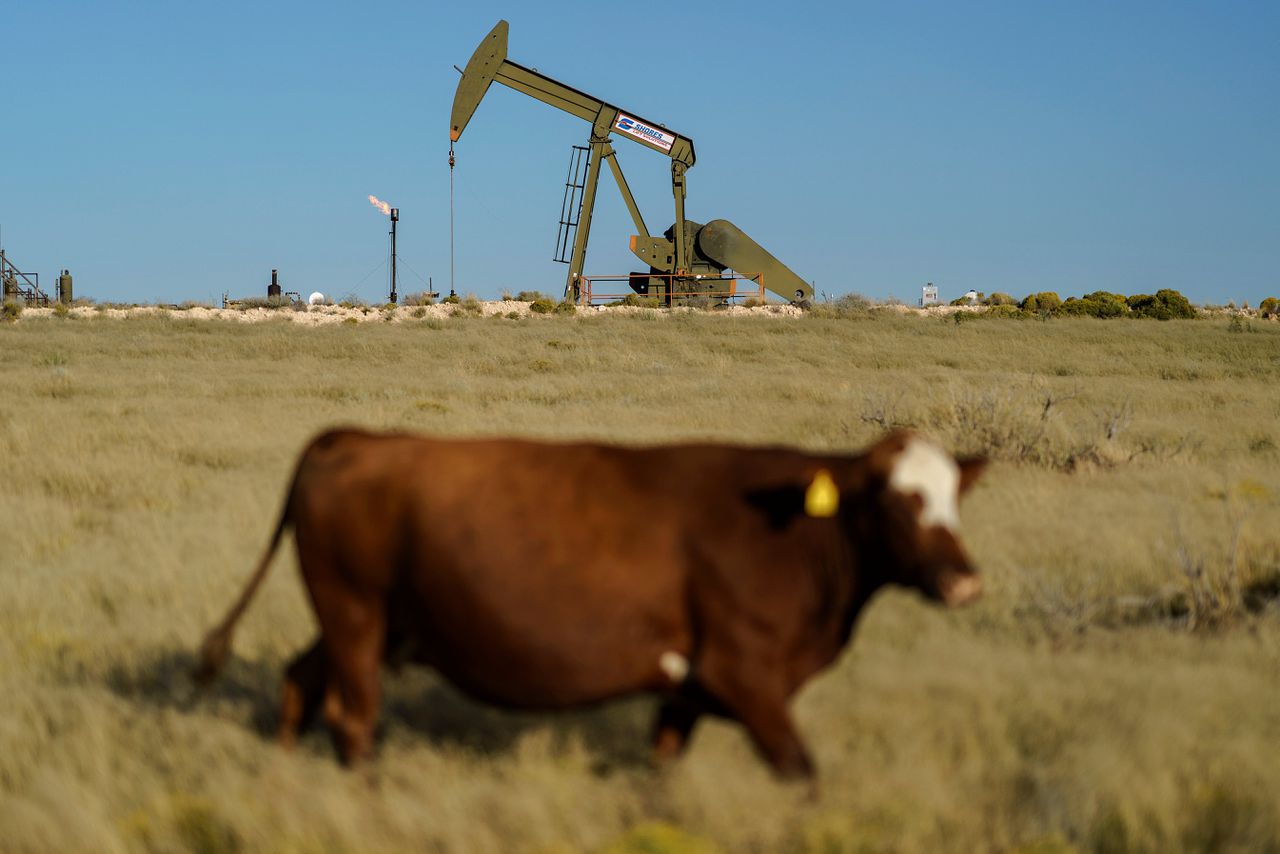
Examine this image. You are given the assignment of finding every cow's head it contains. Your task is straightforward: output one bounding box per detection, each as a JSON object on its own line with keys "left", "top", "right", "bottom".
{"left": 746, "top": 431, "right": 986, "bottom": 607}
{"left": 857, "top": 431, "right": 986, "bottom": 606}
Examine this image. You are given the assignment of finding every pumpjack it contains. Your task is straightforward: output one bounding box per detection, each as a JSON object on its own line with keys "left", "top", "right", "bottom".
{"left": 450, "top": 21, "right": 813, "bottom": 305}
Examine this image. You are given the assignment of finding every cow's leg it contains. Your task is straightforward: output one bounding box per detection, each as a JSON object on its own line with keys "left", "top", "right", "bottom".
{"left": 652, "top": 696, "right": 701, "bottom": 762}
{"left": 736, "top": 698, "right": 813, "bottom": 781}
{"left": 278, "top": 638, "right": 327, "bottom": 748}
{"left": 699, "top": 661, "right": 813, "bottom": 780}
{"left": 317, "top": 595, "right": 386, "bottom": 766}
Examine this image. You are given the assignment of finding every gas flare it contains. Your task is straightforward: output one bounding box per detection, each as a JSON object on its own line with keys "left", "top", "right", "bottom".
{"left": 367, "top": 195, "right": 391, "bottom": 216}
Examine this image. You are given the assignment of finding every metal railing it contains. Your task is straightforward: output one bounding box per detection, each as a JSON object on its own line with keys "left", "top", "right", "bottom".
{"left": 577, "top": 273, "right": 766, "bottom": 306}
{"left": 1, "top": 250, "right": 50, "bottom": 307}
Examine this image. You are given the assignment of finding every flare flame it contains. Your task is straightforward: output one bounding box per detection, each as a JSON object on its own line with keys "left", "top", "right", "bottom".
{"left": 367, "top": 195, "right": 391, "bottom": 216}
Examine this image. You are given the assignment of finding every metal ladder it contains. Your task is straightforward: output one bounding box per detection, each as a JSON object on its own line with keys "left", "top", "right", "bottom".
{"left": 553, "top": 145, "right": 589, "bottom": 263}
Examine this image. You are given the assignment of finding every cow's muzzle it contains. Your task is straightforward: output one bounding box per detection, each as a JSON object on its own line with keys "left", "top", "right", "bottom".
{"left": 940, "top": 572, "right": 983, "bottom": 607}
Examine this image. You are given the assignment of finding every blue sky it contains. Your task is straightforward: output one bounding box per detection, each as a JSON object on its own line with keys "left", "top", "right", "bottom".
{"left": 3, "top": 1, "right": 1276, "bottom": 306}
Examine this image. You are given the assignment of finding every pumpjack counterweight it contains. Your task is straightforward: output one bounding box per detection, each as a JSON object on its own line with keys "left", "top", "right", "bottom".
{"left": 450, "top": 20, "right": 813, "bottom": 305}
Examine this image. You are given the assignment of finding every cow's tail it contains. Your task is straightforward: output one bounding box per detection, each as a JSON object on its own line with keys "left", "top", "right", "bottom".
{"left": 194, "top": 475, "right": 297, "bottom": 687}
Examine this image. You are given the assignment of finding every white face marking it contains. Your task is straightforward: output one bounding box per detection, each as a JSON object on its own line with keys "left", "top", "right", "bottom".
{"left": 659, "top": 651, "right": 689, "bottom": 683}
{"left": 888, "top": 438, "right": 961, "bottom": 531}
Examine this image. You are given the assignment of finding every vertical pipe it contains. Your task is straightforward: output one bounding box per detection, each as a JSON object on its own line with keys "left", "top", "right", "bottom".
{"left": 390, "top": 208, "right": 399, "bottom": 304}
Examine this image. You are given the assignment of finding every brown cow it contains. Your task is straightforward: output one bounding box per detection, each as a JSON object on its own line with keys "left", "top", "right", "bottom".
{"left": 196, "top": 428, "right": 985, "bottom": 779}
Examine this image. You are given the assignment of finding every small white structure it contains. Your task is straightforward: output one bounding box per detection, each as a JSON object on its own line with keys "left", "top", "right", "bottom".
{"left": 962, "top": 289, "right": 979, "bottom": 305}
{"left": 920, "top": 283, "right": 939, "bottom": 307}
{"left": 308, "top": 291, "right": 326, "bottom": 306}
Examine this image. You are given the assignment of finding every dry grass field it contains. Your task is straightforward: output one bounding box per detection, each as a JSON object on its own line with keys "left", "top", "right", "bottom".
{"left": 2, "top": 307, "right": 1278, "bottom": 853}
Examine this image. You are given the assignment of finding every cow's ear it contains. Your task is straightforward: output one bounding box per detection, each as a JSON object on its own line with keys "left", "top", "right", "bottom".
{"left": 744, "top": 485, "right": 807, "bottom": 530}
{"left": 746, "top": 469, "right": 843, "bottom": 529}
{"left": 957, "top": 456, "right": 988, "bottom": 494}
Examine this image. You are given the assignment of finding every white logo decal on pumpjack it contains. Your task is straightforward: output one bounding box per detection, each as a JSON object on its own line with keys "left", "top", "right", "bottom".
{"left": 614, "top": 114, "right": 674, "bottom": 151}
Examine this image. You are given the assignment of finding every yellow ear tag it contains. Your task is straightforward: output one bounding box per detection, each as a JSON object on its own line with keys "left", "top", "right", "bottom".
{"left": 805, "top": 469, "right": 839, "bottom": 518}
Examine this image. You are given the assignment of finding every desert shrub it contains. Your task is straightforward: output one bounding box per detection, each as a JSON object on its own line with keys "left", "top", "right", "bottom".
{"left": 1258, "top": 297, "right": 1279, "bottom": 319}
{"left": 500, "top": 290, "right": 514, "bottom": 301}
{"left": 442, "top": 294, "right": 460, "bottom": 305}
{"left": 1085, "top": 291, "right": 1130, "bottom": 317}
{"left": 1248, "top": 434, "right": 1276, "bottom": 453}
{"left": 402, "top": 291, "right": 436, "bottom": 306}
{"left": 983, "top": 292, "right": 1016, "bottom": 306}
{"left": 809, "top": 293, "right": 871, "bottom": 318}
{"left": 741, "top": 297, "right": 765, "bottom": 309}
{"left": 516, "top": 290, "right": 550, "bottom": 302}
{"left": 1227, "top": 315, "right": 1252, "bottom": 334}
{"left": 235, "top": 296, "right": 295, "bottom": 310}
{"left": 1159, "top": 289, "right": 1197, "bottom": 319}
{"left": 1084, "top": 290, "right": 1129, "bottom": 310}
{"left": 1128, "top": 289, "right": 1196, "bottom": 320}
{"left": 3, "top": 299, "right": 24, "bottom": 321}
{"left": 458, "top": 295, "right": 483, "bottom": 315}
{"left": 984, "top": 304, "right": 1023, "bottom": 318}
{"left": 615, "top": 293, "right": 660, "bottom": 308}
{"left": 411, "top": 306, "right": 427, "bottom": 319}
{"left": 832, "top": 293, "right": 871, "bottom": 311}
{"left": 1020, "top": 292, "right": 1062, "bottom": 313}
{"left": 1058, "top": 291, "right": 1126, "bottom": 318}
{"left": 528, "top": 298, "right": 556, "bottom": 314}
{"left": 862, "top": 384, "right": 1130, "bottom": 471}
{"left": 554, "top": 299, "right": 577, "bottom": 315}
{"left": 52, "top": 301, "right": 71, "bottom": 318}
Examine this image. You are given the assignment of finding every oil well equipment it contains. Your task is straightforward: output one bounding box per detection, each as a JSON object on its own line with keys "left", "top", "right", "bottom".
{"left": 1, "top": 249, "right": 55, "bottom": 306}
{"left": 368, "top": 196, "right": 402, "bottom": 304}
{"left": 450, "top": 21, "right": 814, "bottom": 306}
{"left": 222, "top": 269, "right": 302, "bottom": 308}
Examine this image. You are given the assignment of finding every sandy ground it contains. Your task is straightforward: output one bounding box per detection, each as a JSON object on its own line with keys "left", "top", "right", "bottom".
{"left": 13, "top": 300, "right": 1268, "bottom": 324}
{"left": 14, "top": 300, "right": 819, "bottom": 324}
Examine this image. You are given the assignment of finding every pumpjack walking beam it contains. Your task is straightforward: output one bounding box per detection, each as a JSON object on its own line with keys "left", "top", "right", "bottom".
{"left": 450, "top": 21, "right": 694, "bottom": 300}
